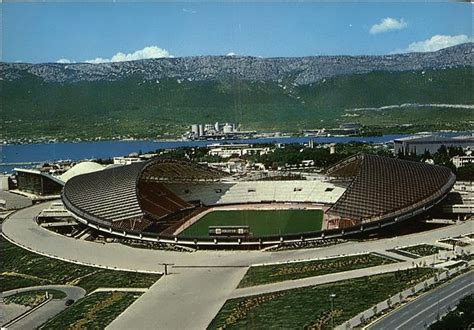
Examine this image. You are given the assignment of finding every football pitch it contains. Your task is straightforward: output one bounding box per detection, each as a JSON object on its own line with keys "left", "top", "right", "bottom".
{"left": 179, "top": 209, "right": 324, "bottom": 238}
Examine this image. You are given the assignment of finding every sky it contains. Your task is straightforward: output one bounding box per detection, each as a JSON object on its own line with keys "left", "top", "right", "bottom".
{"left": 2, "top": 1, "right": 472, "bottom": 63}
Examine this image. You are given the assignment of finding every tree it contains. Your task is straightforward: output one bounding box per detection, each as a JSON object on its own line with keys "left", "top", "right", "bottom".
{"left": 457, "top": 164, "right": 474, "bottom": 181}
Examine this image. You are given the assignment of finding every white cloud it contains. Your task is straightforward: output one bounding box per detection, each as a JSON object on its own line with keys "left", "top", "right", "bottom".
{"left": 85, "top": 46, "right": 173, "bottom": 64}
{"left": 403, "top": 34, "right": 472, "bottom": 53}
{"left": 370, "top": 17, "right": 407, "bottom": 34}
{"left": 226, "top": 52, "right": 237, "bottom": 56}
{"left": 57, "top": 58, "right": 73, "bottom": 64}
{"left": 182, "top": 8, "right": 196, "bottom": 14}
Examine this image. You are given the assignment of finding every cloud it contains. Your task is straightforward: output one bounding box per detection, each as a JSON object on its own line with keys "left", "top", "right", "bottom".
{"left": 85, "top": 46, "right": 172, "bottom": 64}
{"left": 370, "top": 17, "right": 407, "bottom": 34}
{"left": 57, "top": 58, "right": 73, "bottom": 64}
{"left": 402, "top": 34, "right": 472, "bottom": 53}
{"left": 226, "top": 52, "right": 237, "bottom": 56}
{"left": 182, "top": 8, "right": 196, "bottom": 14}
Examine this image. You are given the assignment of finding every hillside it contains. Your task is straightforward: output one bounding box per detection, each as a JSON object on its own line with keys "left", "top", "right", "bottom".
{"left": 1, "top": 44, "right": 472, "bottom": 141}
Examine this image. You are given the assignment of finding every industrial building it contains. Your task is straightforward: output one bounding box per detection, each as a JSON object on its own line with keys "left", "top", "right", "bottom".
{"left": 394, "top": 135, "right": 474, "bottom": 155}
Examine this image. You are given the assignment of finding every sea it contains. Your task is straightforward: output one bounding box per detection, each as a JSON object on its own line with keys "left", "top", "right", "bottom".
{"left": 0, "top": 134, "right": 410, "bottom": 174}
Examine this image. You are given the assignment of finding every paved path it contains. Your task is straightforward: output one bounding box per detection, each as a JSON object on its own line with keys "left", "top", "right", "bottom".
{"left": 230, "top": 260, "right": 417, "bottom": 299}
{"left": 375, "top": 250, "right": 414, "bottom": 262}
{"left": 2, "top": 202, "right": 473, "bottom": 329}
{"left": 0, "top": 303, "right": 28, "bottom": 326}
{"left": 369, "top": 270, "right": 473, "bottom": 330}
{"left": 0, "top": 191, "right": 32, "bottom": 210}
{"left": 1, "top": 285, "right": 85, "bottom": 329}
{"left": 107, "top": 267, "right": 248, "bottom": 330}
{"left": 90, "top": 288, "right": 149, "bottom": 294}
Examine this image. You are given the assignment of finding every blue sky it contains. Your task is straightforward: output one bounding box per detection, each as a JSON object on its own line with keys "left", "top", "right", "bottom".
{"left": 2, "top": 2, "right": 472, "bottom": 63}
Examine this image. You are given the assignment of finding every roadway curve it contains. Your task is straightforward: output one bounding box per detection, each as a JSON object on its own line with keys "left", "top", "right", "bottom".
{"left": 368, "top": 270, "right": 474, "bottom": 329}
{"left": 1, "top": 285, "right": 85, "bottom": 329}
{"left": 2, "top": 201, "right": 472, "bottom": 271}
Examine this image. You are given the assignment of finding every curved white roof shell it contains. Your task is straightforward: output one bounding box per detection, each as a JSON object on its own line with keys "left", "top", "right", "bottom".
{"left": 59, "top": 161, "right": 104, "bottom": 183}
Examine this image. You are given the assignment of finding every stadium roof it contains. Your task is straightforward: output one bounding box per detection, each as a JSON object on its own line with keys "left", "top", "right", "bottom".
{"left": 62, "top": 159, "right": 226, "bottom": 227}
{"left": 326, "top": 154, "right": 455, "bottom": 224}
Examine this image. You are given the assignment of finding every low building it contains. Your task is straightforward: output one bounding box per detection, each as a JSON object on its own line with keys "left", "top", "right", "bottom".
{"left": 452, "top": 154, "right": 474, "bottom": 168}
{"left": 208, "top": 144, "right": 270, "bottom": 158}
{"left": 113, "top": 156, "right": 143, "bottom": 165}
{"left": 15, "top": 168, "right": 64, "bottom": 196}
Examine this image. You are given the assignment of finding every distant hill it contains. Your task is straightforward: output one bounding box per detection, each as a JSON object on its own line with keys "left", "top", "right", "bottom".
{"left": 1, "top": 43, "right": 472, "bottom": 141}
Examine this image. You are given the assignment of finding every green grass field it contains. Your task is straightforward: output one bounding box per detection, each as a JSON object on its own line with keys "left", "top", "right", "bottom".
{"left": 179, "top": 209, "right": 323, "bottom": 238}
{"left": 238, "top": 254, "right": 394, "bottom": 288}
{"left": 41, "top": 292, "right": 141, "bottom": 329}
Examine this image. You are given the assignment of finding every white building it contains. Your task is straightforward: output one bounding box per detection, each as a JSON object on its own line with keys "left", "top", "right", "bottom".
{"left": 208, "top": 144, "right": 270, "bottom": 158}
{"left": 452, "top": 154, "right": 474, "bottom": 168}
{"left": 113, "top": 156, "right": 142, "bottom": 165}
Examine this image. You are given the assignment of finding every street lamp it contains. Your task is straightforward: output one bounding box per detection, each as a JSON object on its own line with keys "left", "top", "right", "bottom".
{"left": 330, "top": 293, "right": 336, "bottom": 329}
{"left": 158, "top": 263, "right": 174, "bottom": 275}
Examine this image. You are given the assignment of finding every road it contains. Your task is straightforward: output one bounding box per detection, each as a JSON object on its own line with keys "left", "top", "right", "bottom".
{"left": 369, "top": 270, "right": 474, "bottom": 330}
{"left": 0, "top": 285, "right": 85, "bottom": 329}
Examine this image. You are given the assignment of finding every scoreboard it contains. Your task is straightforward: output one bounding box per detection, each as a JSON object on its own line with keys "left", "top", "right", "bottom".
{"left": 209, "top": 226, "right": 250, "bottom": 236}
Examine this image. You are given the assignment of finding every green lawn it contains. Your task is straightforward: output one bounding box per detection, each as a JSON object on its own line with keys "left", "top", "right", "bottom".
{"left": 179, "top": 209, "right": 324, "bottom": 238}
{"left": 399, "top": 244, "right": 449, "bottom": 257}
{"left": 41, "top": 292, "right": 141, "bottom": 329}
{"left": 0, "top": 237, "right": 161, "bottom": 292}
{"left": 209, "top": 268, "right": 436, "bottom": 329}
{"left": 238, "top": 253, "right": 394, "bottom": 288}
{"left": 4, "top": 289, "right": 66, "bottom": 307}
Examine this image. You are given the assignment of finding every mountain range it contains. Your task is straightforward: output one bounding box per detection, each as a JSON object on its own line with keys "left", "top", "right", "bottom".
{"left": 1, "top": 43, "right": 472, "bottom": 85}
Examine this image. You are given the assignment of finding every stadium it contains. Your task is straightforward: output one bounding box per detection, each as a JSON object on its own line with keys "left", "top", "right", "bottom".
{"left": 61, "top": 154, "right": 456, "bottom": 248}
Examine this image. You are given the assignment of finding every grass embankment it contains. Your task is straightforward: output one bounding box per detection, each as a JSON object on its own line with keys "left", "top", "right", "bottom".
{"left": 398, "top": 244, "right": 449, "bottom": 257}
{"left": 179, "top": 209, "right": 323, "bottom": 238}
{"left": 41, "top": 292, "right": 141, "bottom": 329}
{"left": 0, "top": 237, "right": 161, "bottom": 292}
{"left": 209, "top": 268, "right": 436, "bottom": 329}
{"left": 238, "top": 253, "right": 394, "bottom": 288}
{"left": 3, "top": 289, "right": 66, "bottom": 307}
